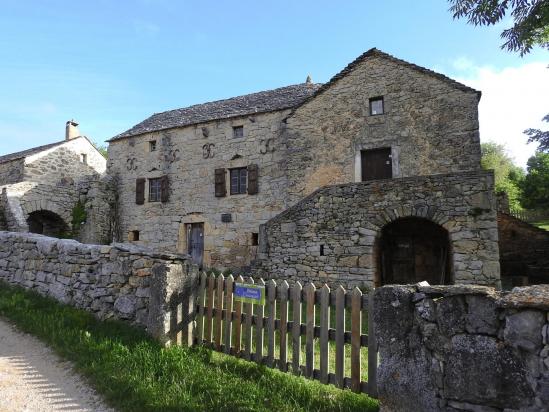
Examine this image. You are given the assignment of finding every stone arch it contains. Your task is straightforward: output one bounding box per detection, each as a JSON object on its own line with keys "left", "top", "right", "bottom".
{"left": 23, "top": 199, "right": 72, "bottom": 226}
{"left": 27, "top": 209, "right": 70, "bottom": 238}
{"left": 373, "top": 216, "right": 453, "bottom": 286}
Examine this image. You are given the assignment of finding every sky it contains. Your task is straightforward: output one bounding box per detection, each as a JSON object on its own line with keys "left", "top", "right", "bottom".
{"left": 0, "top": 0, "right": 547, "bottom": 167}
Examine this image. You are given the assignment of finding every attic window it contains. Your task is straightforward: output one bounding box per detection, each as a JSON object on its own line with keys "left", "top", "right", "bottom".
{"left": 369, "top": 97, "right": 384, "bottom": 115}
{"left": 80, "top": 154, "right": 87, "bottom": 164}
{"left": 233, "top": 126, "right": 244, "bottom": 138}
{"left": 129, "top": 230, "right": 140, "bottom": 241}
{"left": 149, "top": 141, "right": 157, "bottom": 152}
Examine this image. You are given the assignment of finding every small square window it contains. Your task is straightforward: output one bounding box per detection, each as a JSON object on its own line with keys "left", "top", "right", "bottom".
{"left": 230, "top": 167, "right": 247, "bottom": 195}
{"left": 149, "top": 141, "right": 157, "bottom": 152}
{"left": 80, "top": 154, "right": 87, "bottom": 164}
{"left": 251, "top": 233, "right": 259, "bottom": 246}
{"left": 129, "top": 230, "right": 140, "bottom": 241}
{"left": 369, "top": 97, "right": 384, "bottom": 115}
{"left": 149, "top": 177, "right": 162, "bottom": 202}
{"left": 232, "top": 125, "right": 244, "bottom": 138}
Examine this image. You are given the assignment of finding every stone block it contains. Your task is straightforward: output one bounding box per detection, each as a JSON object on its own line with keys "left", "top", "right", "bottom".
{"left": 504, "top": 310, "right": 545, "bottom": 353}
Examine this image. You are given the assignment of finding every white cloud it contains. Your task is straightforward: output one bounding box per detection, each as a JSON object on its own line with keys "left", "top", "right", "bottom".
{"left": 448, "top": 60, "right": 549, "bottom": 168}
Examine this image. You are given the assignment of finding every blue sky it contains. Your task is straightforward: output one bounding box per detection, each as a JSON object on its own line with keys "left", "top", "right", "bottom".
{"left": 0, "top": 0, "right": 547, "bottom": 166}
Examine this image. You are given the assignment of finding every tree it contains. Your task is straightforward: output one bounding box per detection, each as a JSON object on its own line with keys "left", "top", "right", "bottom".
{"left": 448, "top": 0, "right": 549, "bottom": 55}
{"left": 93, "top": 141, "right": 108, "bottom": 158}
{"left": 521, "top": 151, "right": 549, "bottom": 208}
{"left": 524, "top": 114, "right": 549, "bottom": 152}
{"left": 481, "top": 142, "right": 525, "bottom": 209}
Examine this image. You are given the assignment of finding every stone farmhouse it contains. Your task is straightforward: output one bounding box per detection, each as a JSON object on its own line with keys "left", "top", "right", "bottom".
{"left": 107, "top": 48, "right": 503, "bottom": 290}
{"left": 0, "top": 120, "right": 114, "bottom": 244}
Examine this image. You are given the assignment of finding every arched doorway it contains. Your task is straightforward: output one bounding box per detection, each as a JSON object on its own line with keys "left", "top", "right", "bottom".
{"left": 27, "top": 210, "right": 69, "bottom": 238}
{"left": 377, "top": 217, "right": 452, "bottom": 285}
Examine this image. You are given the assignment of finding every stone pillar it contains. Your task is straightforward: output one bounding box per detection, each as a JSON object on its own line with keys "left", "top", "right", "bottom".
{"left": 65, "top": 119, "right": 80, "bottom": 140}
{"left": 147, "top": 259, "right": 199, "bottom": 346}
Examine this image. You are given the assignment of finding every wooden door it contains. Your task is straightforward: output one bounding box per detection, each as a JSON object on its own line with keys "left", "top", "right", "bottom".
{"left": 188, "top": 223, "right": 204, "bottom": 268}
{"left": 361, "top": 148, "right": 392, "bottom": 181}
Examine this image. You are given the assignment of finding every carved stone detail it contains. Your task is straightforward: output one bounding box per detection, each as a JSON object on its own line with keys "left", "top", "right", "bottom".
{"left": 202, "top": 144, "right": 215, "bottom": 159}
{"left": 126, "top": 157, "right": 138, "bottom": 171}
{"left": 259, "top": 138, "right": 275, "bottom": 154}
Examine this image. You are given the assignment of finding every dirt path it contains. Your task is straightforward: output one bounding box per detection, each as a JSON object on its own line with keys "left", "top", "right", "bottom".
{"left": 0, "top": 317, "right": 114, "bottom": 412}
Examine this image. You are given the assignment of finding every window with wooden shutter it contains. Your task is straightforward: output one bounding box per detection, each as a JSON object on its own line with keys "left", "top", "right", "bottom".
{"left": 215, "top": 168, "right": 226, "bottom": 197}
{"left": 136, "top": 178, "right": 145, "bottom": 205}
{"left": 247, "top": 164, "right": 258, "bottom": 195}
{"left": 160, "top": 175, "right": 170, "bottom": 203}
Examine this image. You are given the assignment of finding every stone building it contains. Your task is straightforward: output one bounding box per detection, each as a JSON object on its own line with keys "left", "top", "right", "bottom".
{"left": 0, "top": 120, "right": 114, "bottom": 244}
{"left": 108, "top": 48, "right": 500, "bottom": 288}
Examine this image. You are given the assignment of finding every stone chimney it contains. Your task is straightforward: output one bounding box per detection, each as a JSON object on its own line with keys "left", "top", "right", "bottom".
{"left": 65, "top": 119, "right": 80, "bottom": 140}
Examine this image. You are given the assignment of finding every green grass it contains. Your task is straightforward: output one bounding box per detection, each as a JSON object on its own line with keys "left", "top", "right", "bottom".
{"left": 0, "top": 281, "right": 378, "bottom": 412}
{"left": 531, "top": 219, "right": 549, "bottom": 230}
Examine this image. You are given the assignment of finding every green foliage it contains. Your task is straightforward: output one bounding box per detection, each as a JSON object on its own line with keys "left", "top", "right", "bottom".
{"left": 480, "top": 142, "right": 525, "bottom": 210}
{"left": 93, "top": 141, "right": 108, "bottom": 158}
{"left": 521, "top": 151, "right": 549, "bottom": 209}
{"left": 0, "top": 282, "right": 378, "bottom": 412}
{"left": 524, "top": 114, "right": 549, "bottom": 153}
{"left": 71, "top": 200, "right": 87, "bottom": 235}
{"left": 448, "top": 0, "right": 549, "bottom": 55}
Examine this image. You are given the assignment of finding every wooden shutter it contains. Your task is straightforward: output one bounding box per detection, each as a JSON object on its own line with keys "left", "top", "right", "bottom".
{"left": 160, "top": 175, "right": 170, "bottom": 203}
{"left": 247, "top": 164, "right": 258, "bottom": 195}
{"left": 215, "top": 168, "right": 226, "bottom": 197}
{"left": 136, "top": 178, "right": 145, "bottom": 205}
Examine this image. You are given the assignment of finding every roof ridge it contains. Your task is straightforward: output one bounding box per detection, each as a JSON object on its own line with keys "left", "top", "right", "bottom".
{"left": 109, "top": 82, "right": 321, "bottom": 141}
{"left": 290, "top": 47, "right": 481, "bottom": 113}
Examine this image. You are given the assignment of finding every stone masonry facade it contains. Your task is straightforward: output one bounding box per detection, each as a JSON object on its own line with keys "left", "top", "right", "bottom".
{"left": 373, "top": 283, "right": 549, "bottom": 411}
{"left": 108, "top": 90, "right": 316, "bottom": 269}
{"left": 254, "top": 171, "right": 500, "bottom": 290}
{"left": 283, "top": 51, "right": 481, "bottom": 203}
{"left": 0, "top": 131, "right": 112, "bottom": 244}
{"left": 107, "top": 48, "right": 499, "bottom": 288}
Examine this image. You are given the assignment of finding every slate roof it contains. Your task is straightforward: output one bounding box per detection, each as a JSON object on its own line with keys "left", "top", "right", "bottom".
{"left": 291, "top": 48, "right": 481, "bottom": 112}
{"left": 109, "top": 83, "right": 321, "bottom": 141}
{"left": 0, "top": 140, "right": 68, "bottom": 165}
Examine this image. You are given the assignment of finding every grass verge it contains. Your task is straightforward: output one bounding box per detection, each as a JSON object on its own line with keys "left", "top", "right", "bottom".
{"left": 0, "top": 281, "right": 378, "bottom": 412}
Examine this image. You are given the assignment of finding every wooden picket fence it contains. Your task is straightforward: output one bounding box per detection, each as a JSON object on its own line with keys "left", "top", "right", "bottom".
{"left": 193, "top": 273, "right": 378, "bottom": 397}
{"left": 510, "top": 209, "right": 549, "bottom": 223}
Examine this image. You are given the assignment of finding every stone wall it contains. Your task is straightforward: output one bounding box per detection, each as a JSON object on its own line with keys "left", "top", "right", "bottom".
{"left": 373, "top": 283, "right": 549, "bottom": 412}
{"left": 498, "top": 212, "right": 549, "bottom": 287}
{"left": 23, "top": 137, "right": 105, "bottom": 185}
{"left": 0, "top": 176, "right": 116, "bottom": 245}
{"left": 0, "top": 158, "right": 24, "bottom": 185}
{"left": 108, "top": 110, "right": 292, "bottom": 270}
{"left": 284, "top": 52, "right": 482, "bottom": 203}
{"left": 0, "top": 231, "right": 195, "bottom": 340}
{"left": 254, "top": 171, "right": 500, "bottom": 289}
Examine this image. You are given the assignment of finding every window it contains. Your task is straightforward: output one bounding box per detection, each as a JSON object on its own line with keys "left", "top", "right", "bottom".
{"left": 320, "top": 244, "right": 325, "bottom": 256}
{"left": 232, "top": 125, "right": 244, "bottom": 138}
{"left": 128, "top": 230, "right": 140, "bottom": 241}
{"left": 80, "top": 154, "right": 87, "bottom": 164}
{"left": 251, "top": 233, "right": 259, "bottom": 246}
{"left": 369, "top": 96, "right": 384, "bottom": 115}
{"left": 230, "top": 167, "right": 247, "bottom": 195}
{"left": 149, "top": 141, "right": 157, "bottom": 152}
{"left": 149, "top": 177, "right": 162, "bottom": 202}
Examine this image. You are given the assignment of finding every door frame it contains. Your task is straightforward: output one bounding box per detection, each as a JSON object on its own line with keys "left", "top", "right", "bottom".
{"left": 354, "top": 144, "right": 400, "bottom": 182}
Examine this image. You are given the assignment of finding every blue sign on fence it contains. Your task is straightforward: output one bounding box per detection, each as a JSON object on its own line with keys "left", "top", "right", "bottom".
{"left": 234, "top": 283, "right": 265, "bottom": 305}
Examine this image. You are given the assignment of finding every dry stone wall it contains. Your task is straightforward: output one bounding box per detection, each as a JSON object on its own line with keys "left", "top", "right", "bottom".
{"left": 254, "top": 171, "right": 500, "bottom": 289}
{"left": 498, "top": 212, "right": 549, "bottom": 287}
{"left": 373, "top": 283, "right": 549, "bottom": 412}
{"left": 0, "top": 231, "right": 194, "bottom": 337}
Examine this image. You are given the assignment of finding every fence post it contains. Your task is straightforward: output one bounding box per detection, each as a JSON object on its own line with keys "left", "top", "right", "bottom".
{"left": 368, "top": 289, "right": 378, "bottom": 398}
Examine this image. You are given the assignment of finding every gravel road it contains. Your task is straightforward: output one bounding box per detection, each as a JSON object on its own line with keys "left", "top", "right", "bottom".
{"left": 0, "top": 317, "right": 114, "bottom": 412}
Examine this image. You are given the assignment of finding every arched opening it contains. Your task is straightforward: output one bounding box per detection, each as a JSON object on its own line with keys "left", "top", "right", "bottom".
{"left": 27, "top": 210, "right": 69, "bottom": 238}
{"left": 377, "top": 217, "right": 452, "bottom": 286}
